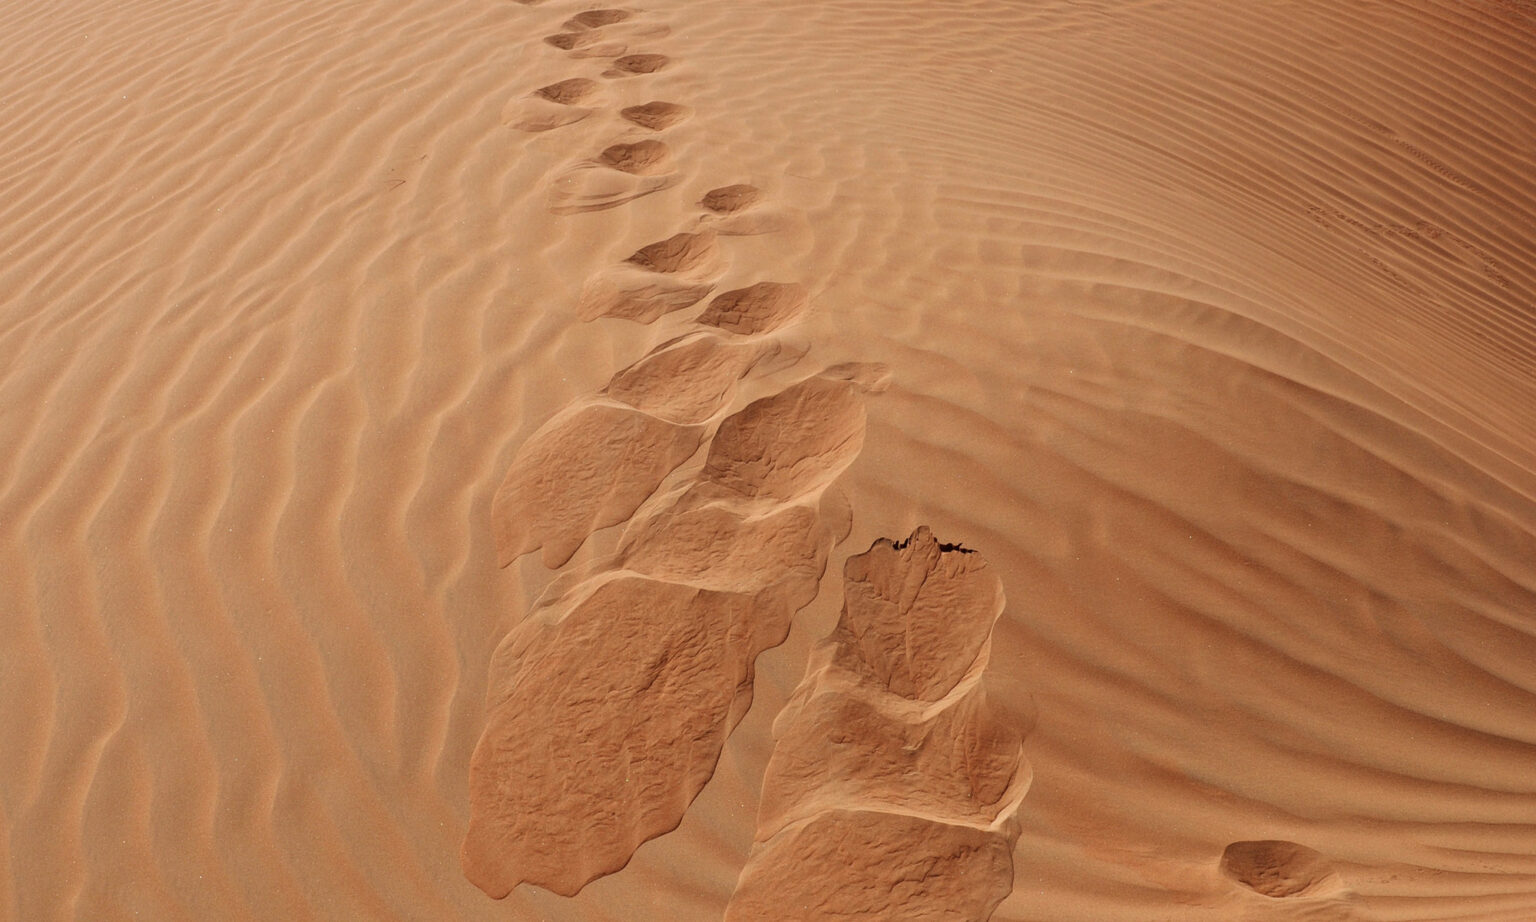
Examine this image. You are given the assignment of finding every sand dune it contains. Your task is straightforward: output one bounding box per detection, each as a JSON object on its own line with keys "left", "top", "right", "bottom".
{"left": 2, "top": 0, "right": 1534, "bottom": 919}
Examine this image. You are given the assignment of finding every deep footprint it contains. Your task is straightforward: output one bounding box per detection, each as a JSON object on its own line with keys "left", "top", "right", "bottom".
{"left": 1220, "top": 840, "right": 1344, "bottom": 898}
{"left": 605, "top": 52, "right": 670, "bottom": 76}
{"left": 695, "top": 281, "right": 809, "bottom": 335}
{"left": 490, "top": 403, "right": 703, "bottom": 568}
{"left": 534, "top": 77, "right": 600, "bottom": 104}
{"left": 597, "top": 139, "right": 673, "bottom": 175}
{"left": 701, "top": 184, "right": 762, "bottom": 214}
{"left": 621, "top": 101, "right": 692, "bottom": 130}
{"left": 626, "top": 231, "right": 721, "bottom": 274}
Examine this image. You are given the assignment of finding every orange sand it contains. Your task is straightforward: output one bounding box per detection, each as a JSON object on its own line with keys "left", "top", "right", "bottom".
{"left": 2, "top": 0, "right": 1534, "bottom": 919}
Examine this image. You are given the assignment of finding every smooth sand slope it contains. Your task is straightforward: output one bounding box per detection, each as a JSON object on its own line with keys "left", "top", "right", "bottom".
{"left": 2, "top": 0, "right": 1535, "bottom": 920}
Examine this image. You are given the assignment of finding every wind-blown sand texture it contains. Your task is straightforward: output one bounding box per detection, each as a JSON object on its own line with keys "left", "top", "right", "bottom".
{"left": 3, "top": 0, "right": 1535, "bottom": 919}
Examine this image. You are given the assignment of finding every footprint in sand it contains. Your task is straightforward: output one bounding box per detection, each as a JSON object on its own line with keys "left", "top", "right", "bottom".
{"left": 548, "top": 140, "right": 682, "bottom": 214}
{"left": 695, "top": 281, "right": 810, "bottom": 335}
{"left": 601, "top": 331, "right": 798, "bottom": 426}
{"left": 543, "top": 31, "right": 626, "bottom": 58}
{"left": 604, "top": 52, "right": 670, "bottom": 77}
{"left": 596, "top": 139, "right": 673, "bottom": 175}
{"left": 563, "top": 8, "right": 632, "bottom": 28}
{"left": 489, "top": 402, "right": 704, "bottom": 569}
{"left": 621, "top": 101, "right": 692, "bottom": 130}
{"left": 466, "top": 367, "right": 890, "bottom": 898}
{"left": 1220, "top": 840, "right": 1345, "bottom": 899}
{"left": 702, "top": 184, "right": 762, "bottom": 214}
{"left": 697, "top": 183, "right": 786, "bottom": 236}
{"left": 576, "top": 232, "right": 724, "bottom": 322}
{"left": 725, "top": 527, "right": 1030, "bottom": 922}
{"left": 502, "top": 77, "right": 601, "bottom": 132}
{"left": 488, "top": 333, "right": 806, "bottom": 569}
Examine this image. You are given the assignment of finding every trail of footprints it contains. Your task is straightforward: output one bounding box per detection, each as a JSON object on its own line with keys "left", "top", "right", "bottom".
{"left": 464, "top": 4, "right": 1029, "bottom": 916}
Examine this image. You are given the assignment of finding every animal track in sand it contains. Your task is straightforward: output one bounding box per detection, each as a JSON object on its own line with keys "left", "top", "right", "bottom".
{"left": 701, "top": 184, "right": 762, "bottom": 214}
{"left": 726, "top": 529, "right": 1027, "bottom": 922}
{"left": 1220, "top": 840, "right": 1344, "bottom": 899}
{"left": 621, "top": 101, "right": 692, "bottom": 130}
{"left": 565, "top": 8, "right": 631, "bottom": 28}
{"left": 696, "top": 281, "right": 809, "bottom": 335}
{"left": 490, "top": 403, "right": 703, "bottom": 568}
{"left": 597, "top": 139, "right": 673, "bottom": 175}
{"left": 605, "top": 53, "right": 670, "bottom": 76}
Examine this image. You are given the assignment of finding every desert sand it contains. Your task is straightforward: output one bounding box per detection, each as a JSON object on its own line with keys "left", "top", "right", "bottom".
{"left": 2, "top": 0, "right": 1535, "bottom": 919}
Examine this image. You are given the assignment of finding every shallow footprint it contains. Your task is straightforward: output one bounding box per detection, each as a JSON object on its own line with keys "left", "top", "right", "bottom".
{"left": 621, "top": 101, "right": 692, "bottom": 130}
{"left": 1220, "top": 840, "right": 1345, "bottom": 899}
{"left": 502, "top": 77, "right": 599, "bottom": 131}
{"left": 490, "top": 403, "right": 703, "bottom": 568}
{"left": 604, "top": 52, "right": 670, "bottom": 77}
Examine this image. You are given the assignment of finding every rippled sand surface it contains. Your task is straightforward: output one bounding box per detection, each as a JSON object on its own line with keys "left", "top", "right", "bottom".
{"left": 3, "top": 0, "right": 1534, "bottom": 919}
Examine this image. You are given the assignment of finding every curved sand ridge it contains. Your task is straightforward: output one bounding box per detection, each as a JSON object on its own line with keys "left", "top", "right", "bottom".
{"left": 726, "top": 528, "right": 1029, "bottom": 921}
